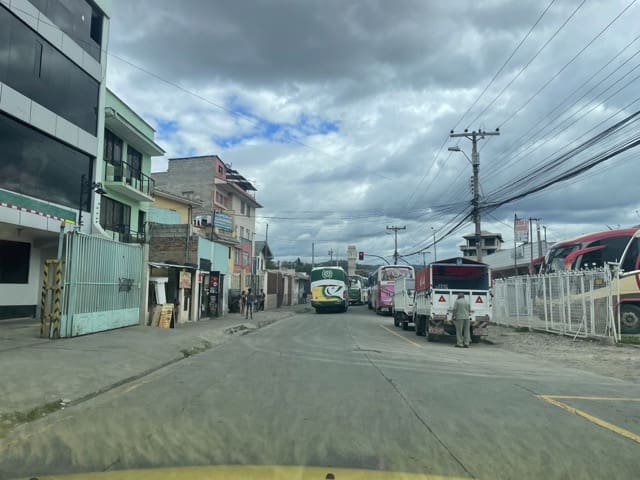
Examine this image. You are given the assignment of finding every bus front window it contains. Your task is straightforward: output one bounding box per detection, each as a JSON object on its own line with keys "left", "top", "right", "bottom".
{"left": 546, "top": 245, "right": 581, "bottom": 272}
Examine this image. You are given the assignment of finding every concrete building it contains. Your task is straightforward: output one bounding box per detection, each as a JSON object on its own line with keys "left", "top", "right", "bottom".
{"left": 0, "top": 0, "right": 111, "bottom": 320}
{"left": 460, "top": 231, "right": 504, "bottom": 259}
{"left": 100, "top": 89, "right": 164, "bottom": 242}
{"left": 151, "top": 155, "right": 262, "bottom": 292}
{"left": 148, "top": 190, "right": 234, "bottom": 320}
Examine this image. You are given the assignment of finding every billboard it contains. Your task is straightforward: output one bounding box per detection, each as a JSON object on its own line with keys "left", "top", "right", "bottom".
{"left": 514, "top": 218, "right": 529, "bottom": 243}
{"left": 213, "top": 212, "right": 233, "bottom": 231}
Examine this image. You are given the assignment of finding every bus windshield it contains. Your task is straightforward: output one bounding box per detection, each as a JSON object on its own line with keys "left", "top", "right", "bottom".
{"left": 545, "top": 244, "right": 581, "bottom": 272}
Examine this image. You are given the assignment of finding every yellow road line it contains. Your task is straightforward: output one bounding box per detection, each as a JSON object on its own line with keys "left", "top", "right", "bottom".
{"left": 124, "top": 382, "right": 145, "bottom": 393}
{"left": 537, "top": 395, "right": 640, "bottom": 444}
{"left": 379, "top": 325, "right": 423, "bottom": 349}
{"left": 546, "top": 395, "right": 640, "bottom": 402}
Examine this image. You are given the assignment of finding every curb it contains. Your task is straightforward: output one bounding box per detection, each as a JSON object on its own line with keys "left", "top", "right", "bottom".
{"left": 481, "top": 337, "right": 497, "bottom": 345}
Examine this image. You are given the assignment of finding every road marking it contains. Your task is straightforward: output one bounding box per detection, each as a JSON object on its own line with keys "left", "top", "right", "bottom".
{"left": 124, "top": 382, "right": 145, "bottom": 393}
{"left": 537, "top": 395, "right": 640, "bottom": 444}
{"left": 379, "top": 325, "right": 423, "bottom": 349}
{"left": 545, "top": 395, "right": 640, "bottom": 402}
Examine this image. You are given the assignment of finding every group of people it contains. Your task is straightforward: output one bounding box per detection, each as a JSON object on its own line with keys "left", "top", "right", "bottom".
{"left": 240, "top": 288, "right": 265, "bottom": 319}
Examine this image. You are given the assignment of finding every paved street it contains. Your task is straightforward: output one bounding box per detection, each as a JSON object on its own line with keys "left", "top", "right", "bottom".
{"left": 1, "top": 307, "right": 639, "bottom": 479}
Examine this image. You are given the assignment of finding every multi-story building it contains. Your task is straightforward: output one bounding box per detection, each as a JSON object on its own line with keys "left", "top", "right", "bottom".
{"left": 460, "top": 231, "right": 504, "bottom": 259}
{"left": 152, "top": 155, "right": 261, "bottom": 292}
{"left": 0, "top": 0, "right": 111, "bottom": 320}
{"left": 100, "top": 89, "right": 164, "bottom": 242}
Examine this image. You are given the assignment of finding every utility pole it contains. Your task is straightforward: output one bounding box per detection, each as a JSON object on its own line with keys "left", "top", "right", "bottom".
{"left": 536, "top": 219, "right": 543, "bottom": 259}
{"left": 431, "top": 228, "right": 437, "bottom": 262}
{"left": 449, "top": 128, "right": 500, "bottom": 262}
{"left": 328, "top": 248, "right": 334, "bottom": 264}
{"left": 311, "top": 242, "right": 315, "bottom": 269}
{"left": 387, "top": 225, "right": 406, "bottom": 264}
{"left": 421, "top": 251, "right": 430, "bottom": 268}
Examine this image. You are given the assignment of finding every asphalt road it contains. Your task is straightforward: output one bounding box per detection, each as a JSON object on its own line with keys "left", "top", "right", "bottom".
{"left": 1, "top": 307, "right": 639, "bottom": 479}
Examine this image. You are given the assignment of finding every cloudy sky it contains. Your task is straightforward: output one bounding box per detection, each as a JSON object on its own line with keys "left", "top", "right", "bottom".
{"left": 106, "top": 0, "right": 640, "bottom": 265}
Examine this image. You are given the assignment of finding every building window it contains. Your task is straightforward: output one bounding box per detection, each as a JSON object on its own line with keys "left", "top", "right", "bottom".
{"left": 0, "top": 112, "right": 92, "bottom": 210}
{"left": 104, "top": 130, "right": 123, "bottom": 166}
{"left": 246, "top": 206, "right": 251, "bottom": 217}
{"left": 240, "top": 201, "right": 245, "bottom": 215}
{"left": 485, "top": 238, "right": 496, "bottom": 247}
{"left": 100, "top": 197, "right": 131, "bottom": 233}
{"left": 0, "top": 240, "right": 30, "bottom": 283}
{"left": 234, "top": 248, "right": 240, "bottom": 265}
{"left": 240, "top": 226, "right": 245, "bottom": 238}
{"left": 242, "top": 252, "right": 249, "bottom": 266}
{"left": 218, "top": 164, "right": 223, "bottom": 174}
{"left": 27, "top": 0, "right": 104, "bottom": 61}
{"left": 0, "top": 6, "right": 100, "bottom": 134}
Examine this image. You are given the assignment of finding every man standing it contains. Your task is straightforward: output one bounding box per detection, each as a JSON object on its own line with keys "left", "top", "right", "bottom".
{"left": 246, "top": 288, "right": 254, "bottom": 319}
{"left": 258, "top": 289, "right": 266, "bottom": 311}
{"left": 452, "top": 292, "right": 471, "bottom": 348}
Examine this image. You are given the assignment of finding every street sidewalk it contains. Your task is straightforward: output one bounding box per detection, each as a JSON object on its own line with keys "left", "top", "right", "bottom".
{"left": 0, "top": 306, "right": 305, "bottom": 422}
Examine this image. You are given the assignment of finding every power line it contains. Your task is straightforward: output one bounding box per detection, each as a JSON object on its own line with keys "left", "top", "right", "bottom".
{"left": 467, "top": 0, "right": 587, "bottom": 127}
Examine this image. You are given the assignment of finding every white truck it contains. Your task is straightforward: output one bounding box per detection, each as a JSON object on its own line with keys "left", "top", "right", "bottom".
{"left": 392, "top": 277, "right": 415, "bottom": 330}
{"left": 413, "top": 257, "right": 492, "bottom": 342}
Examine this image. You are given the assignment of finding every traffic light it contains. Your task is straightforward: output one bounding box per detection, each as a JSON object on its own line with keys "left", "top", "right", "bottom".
{"left": 358, "top": 251, "right": 364, "bottom": 261}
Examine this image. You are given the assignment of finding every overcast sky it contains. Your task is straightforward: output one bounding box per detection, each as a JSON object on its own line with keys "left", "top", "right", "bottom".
{"left": 107, "top": 0, "right": 640, "bottom": 265}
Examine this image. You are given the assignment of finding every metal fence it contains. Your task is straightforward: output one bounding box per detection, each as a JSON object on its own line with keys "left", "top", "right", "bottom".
{"left": 492, "top": 269, "right": 619, "bottom": 339}
{"left": 60, "top": 231, "right": 144, "bottom": 337}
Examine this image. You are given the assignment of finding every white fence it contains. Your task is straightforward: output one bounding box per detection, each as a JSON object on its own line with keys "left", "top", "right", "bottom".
{"left": 492, "top": 269, "right": 620, "bottom": 339}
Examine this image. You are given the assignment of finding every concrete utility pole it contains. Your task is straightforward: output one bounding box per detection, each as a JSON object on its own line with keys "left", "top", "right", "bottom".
{"left": 311, "top": 242, "right": 315, "bottom": 269}
{"left": 328, "top": 248, "right": 334, "bottom": 264}
{"left": 449, "top": 128, "right": 500, "bottom": 262}
{"left": 387, "top": 225, "right": 406, "bottom": 264}
{"left": 431, "top": 227, "right": 437, "bottom": 262}
{"left": 536, "top": 219, "right": 543, "bottom": 258}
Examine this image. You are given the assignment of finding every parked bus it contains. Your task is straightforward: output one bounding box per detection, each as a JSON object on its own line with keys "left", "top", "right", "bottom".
{"left": 310, "top": 266, "right": 349, "bottom": 313}
{"left": 370, "top": 265, "right": 415, "bottom": 315}
{"left": 535, "top": 227, "right": 640, "bottom": 333}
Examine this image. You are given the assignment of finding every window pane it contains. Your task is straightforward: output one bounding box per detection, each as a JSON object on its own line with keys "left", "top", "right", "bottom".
{"left": 0, "top": 112, "right": 92, "bottom": 210}
{"left": 0, "top": 240, "right": 30, "bottom": 284}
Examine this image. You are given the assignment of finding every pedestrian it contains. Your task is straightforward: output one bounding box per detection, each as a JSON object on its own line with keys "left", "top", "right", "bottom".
{"left": 246, "top": 288, "right": 254, "bottom": 319}
{"left": 452, "top": 292, "right": 471, "bottom": 348}
{"left": 302, "top": 290, "right": 307, "bottom": 304}
{"left": 240, "top": 290, "right": 246, "bottom": 316}
{"left": 259, "top": 289, "right": 265, "bottom": 311}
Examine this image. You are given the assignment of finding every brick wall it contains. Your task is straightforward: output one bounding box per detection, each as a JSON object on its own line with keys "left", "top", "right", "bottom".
{"left": 149, "top": 236, "right": 198, "bottom": 265}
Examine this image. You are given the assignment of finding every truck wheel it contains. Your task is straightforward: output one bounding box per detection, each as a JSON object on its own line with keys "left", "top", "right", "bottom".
{"left": 427, "top": 333, "right": 438, "bottom": 342}
{"left": 393, "top": 314, "right": 399, "bottom": 327}
{"left": 471, "top": 335, "right": 481, "bottom": 344}
{"left": 402, "top": 321, "right": 408, "bottom": 331}
{"left": 620, "top": 304, "right": 640, "bottom": 333}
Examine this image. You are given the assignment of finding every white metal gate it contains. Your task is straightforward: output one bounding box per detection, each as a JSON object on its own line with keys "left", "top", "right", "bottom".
{"left": 60, "top": 232, "right": 144, "bottom": 337}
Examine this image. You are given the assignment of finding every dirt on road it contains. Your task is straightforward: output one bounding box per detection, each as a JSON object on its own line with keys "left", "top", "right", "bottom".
{"left": 486, "top": 325, "right": 640, "bottom": 384}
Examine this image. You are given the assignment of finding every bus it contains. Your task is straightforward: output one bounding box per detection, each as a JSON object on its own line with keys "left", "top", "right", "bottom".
{"left": 310, "top": 266, "right": 349, "bottom": 313}
{"left": 535, "top": 227, "right": 640, "bottom": 333}
{"left": 370, "top": 265, "right": 415, "bottom": 315}
{"left": 347, "top": 275, "right": 367, "bottom": 305}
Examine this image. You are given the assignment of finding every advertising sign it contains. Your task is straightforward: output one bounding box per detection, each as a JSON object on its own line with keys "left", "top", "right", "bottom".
{"left": 515, "top": 218, "right": 529, "bottom": 243}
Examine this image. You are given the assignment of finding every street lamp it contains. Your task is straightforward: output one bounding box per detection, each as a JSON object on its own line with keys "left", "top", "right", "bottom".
{"left": 448, "top": 145, "right": 472, "bottom": 164}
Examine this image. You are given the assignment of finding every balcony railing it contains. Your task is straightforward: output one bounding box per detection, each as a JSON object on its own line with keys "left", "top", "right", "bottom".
{"left": 104, "top": 160, "right": 155, "bottom": 197}
{"left": 103, "top": 224, "right": 147, "bottom": 244}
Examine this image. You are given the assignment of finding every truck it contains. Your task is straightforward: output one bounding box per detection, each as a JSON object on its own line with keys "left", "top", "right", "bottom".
{"left": 413, "top": 257, "right": 492, "bottom": 342}
{"left": 392, "top": 277, "right": 415, "bottom": 330}
{"left": 347, "top": 275, "right": 366, "bottom": 305}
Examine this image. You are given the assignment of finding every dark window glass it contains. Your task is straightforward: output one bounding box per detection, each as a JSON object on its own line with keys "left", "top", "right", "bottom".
{"left": 0, "top": 240, "right": 30, "bottom": 284}
{"left": 0, "top": 7, "right": 99, "bottom": 134}
{"left": 622, "top": 238, "right": 640, "bottom": 272}
{"left": 0, "top": 112, "right": 92, "bottom": 210}
{"left": 104, "top": 130, "right": 123, "bottom": 165}
{"left": 27, "top": 0, "right": 103, "bottom": 61}
{"left": 600, "top": 236, "right": 632, "bottom": 264}
{"left": 127, "top": 146, "right": 142, "bottom": 178}
{"left": 100, "top": 197, "right": 131, "bottom": 233}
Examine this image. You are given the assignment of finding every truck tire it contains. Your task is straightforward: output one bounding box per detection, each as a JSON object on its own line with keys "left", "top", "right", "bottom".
{"left": 402, "top": 319, "right": 408, "bottom": 330}
{"left": 427, "top": 333, "right": 438, "bottom": 342}
{"left": 620, "top": 304, "right": 640, "bottom": 333}
{"left": 471, "top": 335, "right": 481, "bottom": 344}
{"left": 393, "top": 314, "right": 399, "bottom": 327}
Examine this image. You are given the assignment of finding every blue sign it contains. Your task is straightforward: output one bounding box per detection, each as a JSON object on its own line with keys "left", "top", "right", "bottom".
{"left": 214, "top": 212, "right": 233, "bottom": 231}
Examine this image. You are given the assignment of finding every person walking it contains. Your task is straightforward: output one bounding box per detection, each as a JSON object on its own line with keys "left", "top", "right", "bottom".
{"left": 258, "top": 289, "right": 265, "bottom": 311}
{"left": 246, "top": 288, "right": 254, "bottom": 319}
{"left": 240, "top": 290, "right": 246, "bottom": 316}
{"left": 452, "top": 292, "right": 471, "bottom": 348}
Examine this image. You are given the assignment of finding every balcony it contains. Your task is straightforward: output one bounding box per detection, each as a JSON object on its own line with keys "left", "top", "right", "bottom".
{"left": 104, "top": 224, "right": 147, "bottom": 244}
{"left": 103, "top": 161, "right": 155, "bottom": 202}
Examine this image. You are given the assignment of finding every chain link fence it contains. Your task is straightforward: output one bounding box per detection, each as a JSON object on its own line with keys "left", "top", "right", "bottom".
{"left": 493, "top": 269, "right": 620, "bottom": 339}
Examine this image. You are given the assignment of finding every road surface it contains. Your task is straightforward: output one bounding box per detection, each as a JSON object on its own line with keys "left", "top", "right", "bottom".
{"left": 1, "top": 306, "right": 639, "bottom": 479}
